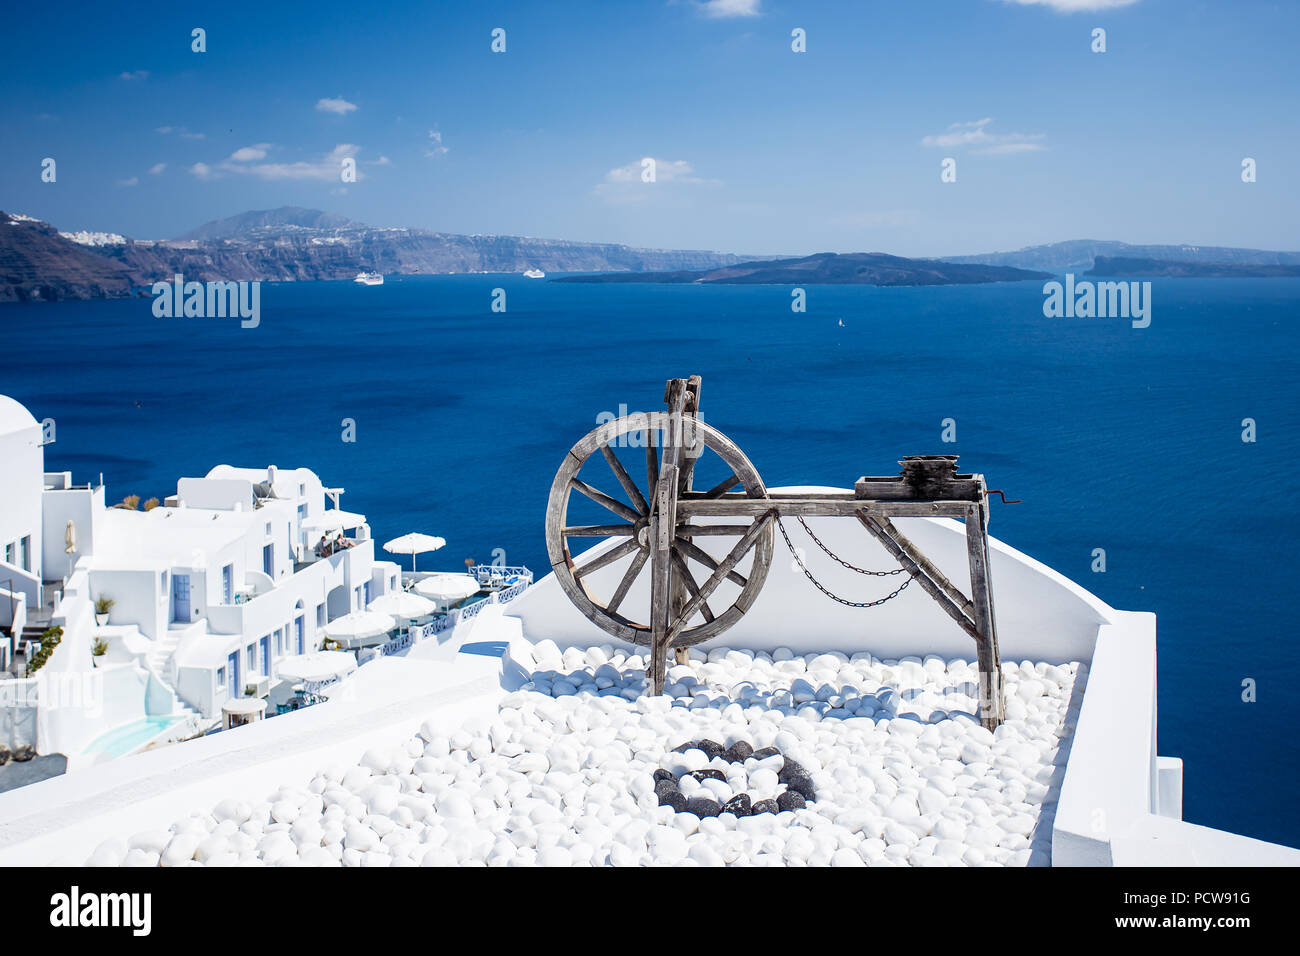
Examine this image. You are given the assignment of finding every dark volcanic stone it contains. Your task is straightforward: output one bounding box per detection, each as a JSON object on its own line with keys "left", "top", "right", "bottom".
{"left": 751, "top": 799, "right": 780, "bottom": 815}
{"left": 656, "top": 784, "right": 687, "bottom": 812}
{"left": 723, "top": 741, "right": 754, "bottom": 763}
{"left": 721, "top": 793, "right": 752, "bottom": 817}
{"left": 697, "top": 739, "right": 725, "bottom": 760}
{"left": 777, "top": 790, "right": 806, "bottom": 812}
{"left": 672, "top": 741, "right": 696, "bottom": 754}
{"left": 686, "top": 768, "right": 726, "bottom": 783}
{"left": 785, "top": 775, "right": 816, "bottom": 801}
{"left": 778, "top": 761, "right": 817, "bottom": 801}
{"left": 684, "top": 796, "right": 722, "bottom": 818}
{"left": 653, "top": 768, "right": 674, "bottom": 783}
{"left": 753, "top": 747, "right": 780, "bottom": 759}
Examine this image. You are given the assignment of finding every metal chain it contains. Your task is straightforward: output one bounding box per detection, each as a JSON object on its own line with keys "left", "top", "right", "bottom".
{"left": 776, "top": 516, "right": 915, "bottom": 608}
{"left": 793, "top": 515, "right": 909, "bottom": 576}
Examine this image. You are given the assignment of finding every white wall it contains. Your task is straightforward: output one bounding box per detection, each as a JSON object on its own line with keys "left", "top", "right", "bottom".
{"left": 42, "top": 484, "right": 104, "bottom": 583}
{"left": 0, "top": 404, "right": 43, "bottom": 584}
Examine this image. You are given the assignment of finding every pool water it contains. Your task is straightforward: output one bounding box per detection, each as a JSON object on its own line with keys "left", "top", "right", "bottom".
{"left": 83, "top": 716, "right": 186, "bottom": 758}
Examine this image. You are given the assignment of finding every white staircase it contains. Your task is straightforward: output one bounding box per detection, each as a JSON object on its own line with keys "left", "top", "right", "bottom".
{"left": 143, "top": 627, "right": 200, "bottom": 719}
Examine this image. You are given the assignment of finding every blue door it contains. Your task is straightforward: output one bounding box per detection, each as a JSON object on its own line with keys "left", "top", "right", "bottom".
{"left": 226, "top": 651, "right": 239, "bottom": 698}
{"left": 295, "top": 616, "right": 305, "bottom": 654}
{"left": 259, "top": 635, "right": 270, "bottom": 676}
{"left": 262, "top": 544, "right": 274, "bottom": 576}
{"left": 172, "top": 574, "right": 191, "bottom": 622}
{"left": 222, "top": 565, "right": 233, "bottom": 604}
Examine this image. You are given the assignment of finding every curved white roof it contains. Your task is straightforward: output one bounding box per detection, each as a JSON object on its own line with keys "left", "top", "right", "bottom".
{"left": 0, "top": 395, "right": 39, "bottom": 436}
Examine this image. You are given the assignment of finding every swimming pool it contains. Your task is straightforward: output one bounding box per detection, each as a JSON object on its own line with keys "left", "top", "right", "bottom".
{"left": 82, "top": 716, "right": 186, "bottom": 759}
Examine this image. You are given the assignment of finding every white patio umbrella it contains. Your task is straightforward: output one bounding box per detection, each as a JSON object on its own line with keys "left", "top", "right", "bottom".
{"left": 275, "top": 651, "right": 358, "bottom": 684}
{"left": 322, "top": 610, "right": 395, "bottom": 649}
{"left": 413, "top": 572, "right": 481, "bottom": 608}
{"left": 304, "top": 510, "right": 368, "bottom": 534}
{"left": 382, "top": 533, "right": 446, "bottom": 573}
{"left": 366, "top": 591, "right": 437, "bottom": 621}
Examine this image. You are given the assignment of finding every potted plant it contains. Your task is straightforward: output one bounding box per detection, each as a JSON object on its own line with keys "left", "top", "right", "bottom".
{"left": 91, "top": 637, "right": 109, "bottom": 665}
{"left": 94, "top": 596, "right": 114, "bottom": 625}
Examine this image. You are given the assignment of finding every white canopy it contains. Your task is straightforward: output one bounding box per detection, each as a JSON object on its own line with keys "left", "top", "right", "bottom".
{"left": 382, "top": 533, "right": 446, "bottom": 573}
{"left": 366, "top": 591, "right": 437, "bottom": 620}
{"left": 275, "top": 651, "right": 358, "bottom": 684}
{"left": 304, "top": 509, "right": 368, "bottom": 533}
{"left": 413, "top": 573, "right": 480, "bottom": 605}
{"left": 322, "top": 610, "right": 394, "bottom": 648}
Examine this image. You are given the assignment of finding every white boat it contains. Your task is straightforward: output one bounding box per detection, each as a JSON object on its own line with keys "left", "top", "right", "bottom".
{"left": 523, "top": 268, "right": 545, "bottom": 279}
{"left": 354, "top": 271, "right": 384, "bottom": 285}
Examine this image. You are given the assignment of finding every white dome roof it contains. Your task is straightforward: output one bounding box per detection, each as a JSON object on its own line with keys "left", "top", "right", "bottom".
{"left": 0, "top": 395, "right": 39, "bottom": 436}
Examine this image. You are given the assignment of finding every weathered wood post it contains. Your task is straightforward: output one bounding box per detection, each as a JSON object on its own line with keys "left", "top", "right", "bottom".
{"left": 648, "top": 379, "right": 688, "bottom": 693}
{"left": 671, "top": 376, "right": 702, "bottom": 667}
{"left": 966, "top": 494, "right": 1005, "bottom": 729}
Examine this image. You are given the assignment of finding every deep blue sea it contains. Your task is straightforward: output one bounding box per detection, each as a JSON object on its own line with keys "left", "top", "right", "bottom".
{"left": 4, "top": 275, "right": 1298, "bottom": 847}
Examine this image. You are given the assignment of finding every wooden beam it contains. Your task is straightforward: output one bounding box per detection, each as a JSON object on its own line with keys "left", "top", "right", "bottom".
{"left": 855, "top": 510, "right": 981, "bottom": 643}
{"left": 677, "top": 496, "right": 972, "bottom": 519}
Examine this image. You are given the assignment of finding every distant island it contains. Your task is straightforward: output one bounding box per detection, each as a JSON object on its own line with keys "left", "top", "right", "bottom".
{"left": 1085, "top": 256, "right": 1300, "bottom": 278}
{"left": 554, "top": 252, "right": 1050, "bottom": 287}
{"left": 0, "top": 207, "right": 745, "bottom": 303}
{"left": 943, "top": 239, "right": 1300, "bottom": 274}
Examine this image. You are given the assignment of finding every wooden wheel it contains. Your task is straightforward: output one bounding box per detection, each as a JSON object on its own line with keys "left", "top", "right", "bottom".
{"left": 545, "top": 410, "right": 774, "bottom": 650}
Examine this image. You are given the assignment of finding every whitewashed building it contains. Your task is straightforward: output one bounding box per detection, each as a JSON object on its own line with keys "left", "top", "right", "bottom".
{"left": 0, "top": 395, "right": 402, "bottom": 762}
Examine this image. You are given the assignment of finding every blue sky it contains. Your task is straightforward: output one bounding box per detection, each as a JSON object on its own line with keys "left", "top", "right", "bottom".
{"left": 2, "top": 0, "right": 1297, "bottom": 256}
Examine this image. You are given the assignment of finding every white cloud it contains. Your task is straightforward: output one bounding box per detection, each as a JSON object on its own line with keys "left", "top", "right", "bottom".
{"left": 594, "top": 157, "right": 720, "bottom": 203}
{"left": 119, "top": 70, "right": 149, "bottom": 81}
{"left": 156, "top": 125, "right": 205, "bottom": 140}
{"left": 602, "top": 158, "right": 715, "bottom": 185}
{"left": 699, "top": 0, "right": 762, "bottom": 18}
{"left": 921, "top": 118, "right": 1045, "bottom": 155}
{"left": 228, "top": 143, "right": 272, "bottom": 162}
{"left": 148, "top": 163, "right": 166, "bottom": 175}
{"left": 424, "top": 130, "right": 449, "bottom": 157}
{"left": 115, "top": 176, "right": 138, "bottom": 187}
{"left": 316, "top": 97, "right": 358, "bottom": 115}
{"left": 191, "top": 144, "right": 363, "bottom": 182}
{"left": 999, "top": 0, "right": 1139, "bottom": 11}
{"left": 368, "top": 156, "right": 392, "bottom": 166}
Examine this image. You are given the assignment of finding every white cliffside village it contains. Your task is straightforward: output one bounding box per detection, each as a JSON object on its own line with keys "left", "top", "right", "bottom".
{"left": 0, "top": 394, "right": 402, "bottom": 761}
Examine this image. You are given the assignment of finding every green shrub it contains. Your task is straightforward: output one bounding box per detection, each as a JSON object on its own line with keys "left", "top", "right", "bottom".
{"left": 26, "top": 626, "right": 63, "bottom": 675}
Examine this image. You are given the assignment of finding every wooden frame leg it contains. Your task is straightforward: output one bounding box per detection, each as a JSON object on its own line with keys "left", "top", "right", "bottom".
{"left": 966, "top": 500, "right": 1004, "bottom": 729}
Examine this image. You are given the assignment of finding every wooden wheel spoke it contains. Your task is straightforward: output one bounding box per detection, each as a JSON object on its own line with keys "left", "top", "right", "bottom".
{"left": 666, "top": 510, "right": 776, "bottom": 645}
{"left": 645, "top": 442, "right": 659, "bottom": 513}
{"left": 561, "top": 524, "right": 637, "bottom": 537}
{"left": 570, "top": 476, "right": 641, "bottom": 523}
{"left": 670, "top": 549, "right": 714, "bottom": 623}
{"left": 575, "top": 537, "right": 643, "bottom": 580}
{"left": 600, "top": 444, "right": 649, "bottom": 515}
{"left": 675, "top": 537, "right": 748, "bottom": 588}
{"left": 606, "top": 548, "right": 649, "bottom": 616}
{"left": 701, "top": 474, "right": 741, "bottom": 499}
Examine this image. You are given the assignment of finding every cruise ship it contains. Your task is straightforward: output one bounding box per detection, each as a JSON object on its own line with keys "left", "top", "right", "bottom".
{"left": 523, "top": 268, "right": 545, "bottom": 279}
{"left": 354, "top": 271, "right": 384, "bottom": 286}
